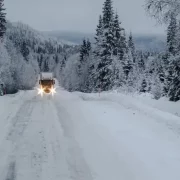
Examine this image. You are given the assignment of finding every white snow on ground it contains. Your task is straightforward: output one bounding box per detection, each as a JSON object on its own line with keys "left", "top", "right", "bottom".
{"left": 0, "top": 84, "right": 180, "bottom": 180}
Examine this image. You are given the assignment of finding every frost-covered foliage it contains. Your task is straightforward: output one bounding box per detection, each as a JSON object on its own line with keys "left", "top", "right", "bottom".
{"left": 144, "top": 0, "right": 180, "bottom": 101}
{"left": 0, "top": 19, "right": 79, "bottom": 94}
{"left": 0, "top": 0, "right": 6, "bottom": 40}
{"left": 55, "top": 0, "right": 164, "bottom": 100}
{"left": 1, "top": 0, "right": 178, "bottom": 102}
{"left": 0, "top": 42, "right": 14, "bottom": 93}
{"left": 55, "top": 0, "right": 180, "bottom": 102}
{"left": 145, "top": 0, "right": 180, "bottom": 23}
{"left": 3, "top": 38, "right": 39, "bottom": 92}
{"left": 0, "top": 22, "right": 43, "bottom": 93}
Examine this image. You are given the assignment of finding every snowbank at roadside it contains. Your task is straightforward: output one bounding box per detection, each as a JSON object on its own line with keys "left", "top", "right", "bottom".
{"left": 74, "top": 91, "right": 180, "bottom": 125}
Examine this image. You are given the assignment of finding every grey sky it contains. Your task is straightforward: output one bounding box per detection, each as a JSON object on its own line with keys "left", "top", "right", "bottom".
{"left": 5, "top": 0, "right": 166, "bottom": 34}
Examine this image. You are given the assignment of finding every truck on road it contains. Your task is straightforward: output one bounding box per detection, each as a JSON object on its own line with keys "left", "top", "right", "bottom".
{"left": 39, "top": 72, "right": 56, "bottom": 95}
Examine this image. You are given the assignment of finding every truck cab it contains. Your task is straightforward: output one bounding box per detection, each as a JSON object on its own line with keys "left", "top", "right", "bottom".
{"left": 39, "top": 72, "right": 55, "bottom": 95}
{"left": 39, "top": 79, "right": 55, "bottom": 93}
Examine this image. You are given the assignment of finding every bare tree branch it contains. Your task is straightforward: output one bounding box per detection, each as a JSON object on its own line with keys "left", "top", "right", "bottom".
{"left": 145, "top": 0, "right": 180, "bottom": 23}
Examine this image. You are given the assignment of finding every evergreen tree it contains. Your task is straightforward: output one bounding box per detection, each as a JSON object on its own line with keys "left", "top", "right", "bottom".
{"left": 95, "top": 0, "right": 115, "bottom": 91}
{"left": 167, "top": 13, "right": 177, "bottom": 55}
{"left": 140, "top": 79, "right": 147, "bottom": 93}
{"left": 123, "top": 51, "right": 133, "bottom": 79}
{"left": 102, "top": 0, "right": 114, "bottom": 28}
{"left": 21, "top": 41, "right": 30, "bottom": 61}
{"left": 78, "top": 39, "right": 91, "bottom": 77}
{"left": 86, "top": 39, "right": 91, "bottom": 55}
{"left": 38, "top": 54, "right": 43, "bottom": 70}
{"left": 176, "top": 20, "right": 180, "bottom": 53}
{"left": 0, "top": 0, "right": 6, "bottom": 40}
{"left": 119, "top": 30, "right": 127, "bottom": 60}
{"left": 113, "top": 13, "right": 122, "bottom": 56}
{"left": 79, "top": 39, "right": 87, "bottom": 63}
{"left": 113, "top": 12, "right": 127, "bottom": 60}
{"left": 128, "top": 32, "right": 136, "bottom": 62}
{"left": 94, "top": 15, "right": 103, "bottom": 53}
{"left": 168, "top": 55, "right": 180, "bottom": 101}
{"left": 138, "top": 52, "right": 145, "bottom": 71}
{"left": 44, "top": 60, "right": 49, "bottom": 72}
{"left": 95, "top": 15, "right": 103, "bottom": 43}
{"left": 55, "top": 54, "right": 59, "bottom": 64}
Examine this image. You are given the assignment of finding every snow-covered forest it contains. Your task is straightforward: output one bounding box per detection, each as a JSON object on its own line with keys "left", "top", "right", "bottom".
{"left": 0, "top": 2, "right": 79, "bottom": 94}
{"left": 57, "top": 0, "right": 180, "bottom": 102}
{"left": 0, "top": 0, "right": 180, "bottom": 102}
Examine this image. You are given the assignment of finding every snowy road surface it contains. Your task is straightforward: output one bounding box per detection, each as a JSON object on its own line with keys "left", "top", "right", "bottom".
{"left": 0, "top": 87, "right": 180, "bottom": 180}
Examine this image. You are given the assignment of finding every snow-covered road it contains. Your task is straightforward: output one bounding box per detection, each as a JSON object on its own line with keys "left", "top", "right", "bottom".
{"left": 0, "top": 87, "right": 180, "bottom": 180}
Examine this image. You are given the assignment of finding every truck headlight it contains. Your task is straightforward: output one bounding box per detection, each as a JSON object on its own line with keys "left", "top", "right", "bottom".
{"left": 38, "top": 87, "right": 44, "bottom": 96}
{"left": 50, "top": 87, "right": 56, "bottom": 96}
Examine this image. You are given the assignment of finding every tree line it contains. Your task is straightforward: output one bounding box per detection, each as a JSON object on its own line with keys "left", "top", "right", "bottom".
{"left": 0, "top": 0, "right": 79, "bottom": 94}
{"left": 56, "top": 0, "right": 180, "bottom": 102}
{"left": 0, "top": 0, "right": 179, "bottom": 102}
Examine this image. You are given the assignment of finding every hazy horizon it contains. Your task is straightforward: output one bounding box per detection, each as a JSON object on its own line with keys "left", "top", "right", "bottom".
{"left": 5, "top": 0, "right": 166, "bottom": 35}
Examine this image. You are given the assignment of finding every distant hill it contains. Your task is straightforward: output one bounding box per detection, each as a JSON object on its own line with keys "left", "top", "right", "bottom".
{"left": 43, "top": 31, "right": 94, "bottom": 45}
{"left": 134, "top": 34, "right": 166, "bottom": 52}
{"left": 44, "top": 30, "right": 166, "bottom": 52}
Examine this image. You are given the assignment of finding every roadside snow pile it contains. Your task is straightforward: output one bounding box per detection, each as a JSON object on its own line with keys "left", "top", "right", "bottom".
{"left": 134, "top": 93, "right": 180, "bottom": 117}
{"left": 76, "top": 91, "right": 180, "bottom": 128}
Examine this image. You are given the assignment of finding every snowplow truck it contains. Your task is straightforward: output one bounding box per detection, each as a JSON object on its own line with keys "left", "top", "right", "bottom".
{"left": 39, "top": 72, "right": 55, "bottom": 94}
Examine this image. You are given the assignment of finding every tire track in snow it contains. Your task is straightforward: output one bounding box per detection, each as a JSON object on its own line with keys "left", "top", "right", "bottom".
{"left": 6, "top": 99, "right": 34, "bottom": 142}
{"left": 1, "top": 96, "right": 36, "bottom": 180}
{"left": 53, "top": 101, "right": 93, "bottom": 180}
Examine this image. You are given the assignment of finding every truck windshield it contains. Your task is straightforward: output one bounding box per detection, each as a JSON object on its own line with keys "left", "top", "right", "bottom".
{"left": 41, "top": 80, "right": 53, "bottom": 86}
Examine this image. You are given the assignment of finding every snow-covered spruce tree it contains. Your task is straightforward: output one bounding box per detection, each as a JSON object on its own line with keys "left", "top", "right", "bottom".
{"left": 43, "top": 60, "right": 49, "bottom": 72}
{"left": 95, "top": 0, "right": 115, "bottom": 91}
{"left": 92, "top": 15, "right": 104, "bottom": 91}
{"left": 128, "top": 32, "right": 136, "bottom": 62}
{"left": 21, "top": 41, "right": 30, "bottom": 61}
{"left": 77, "top": 39, "right": 92, "bottom": 92}
{"left": 137, "top": 51, "right": 145, "bottom": 72}
{"left": 95, "top": 15, "right": 103, "bottom": 48}
{"left": 176, "top": 20, "right": 180, "bottom": 52}
{"left": 167, "top": 13, "right": 177, "bottom": 55}
{"left": 113, "top": 13, "right": 124, "bottom": 56}
{"left": 119, "top": 30, "right": 127, "bottom": 60}
{"left": 162, "top": 15, "right": 178, "bottom": 98}
{"left": 78, "top": 39, "right": 87, "bottom": 77}
{"left": 86, "top": 39, "right": 91, "bottom": 56}
{"left": 168, "top": 55, "right": 180, "bottom": 101}
{"left": 140, "top": 79, "right": 147, "bottom": 93}
{"left": 37, "top": 54, "right": 43, "bottom": 71}
{"left": 0, "top": 0, "right": 6, "bottom": 40}
{"left": 122, "top": 50, "right": 133, "bottom": 80}
{"left": 94, "top": 15, "right": 103, "bottom": 58}
{"left": 83, "top": 39, "right": 92, "bottom": 92}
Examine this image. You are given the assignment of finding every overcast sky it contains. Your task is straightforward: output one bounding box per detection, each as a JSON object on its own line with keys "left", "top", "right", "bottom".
{"left": 5, "top": 0, "right": 166, "bottom": 35}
